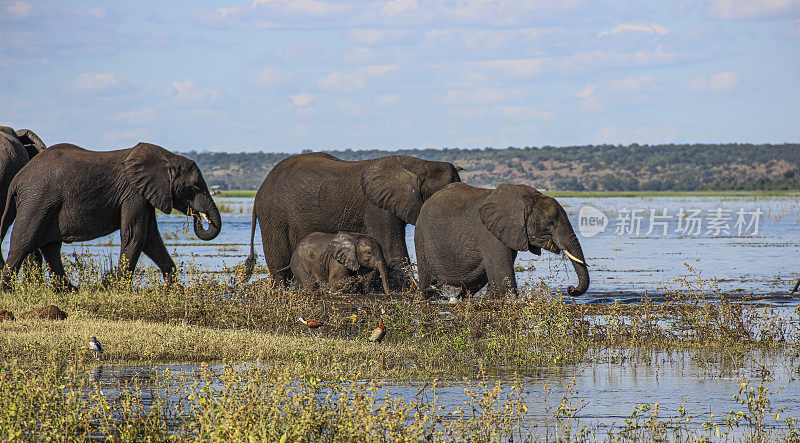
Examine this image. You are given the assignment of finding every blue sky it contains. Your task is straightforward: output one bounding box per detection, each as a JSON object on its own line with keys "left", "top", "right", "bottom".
{"left": 1, "top": 0, "right": 798, "bottom": 152}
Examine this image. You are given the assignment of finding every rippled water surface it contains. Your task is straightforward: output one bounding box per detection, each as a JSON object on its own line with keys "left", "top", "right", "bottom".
{"left": 20, "top": 195, "right": 796, "bottom": 301}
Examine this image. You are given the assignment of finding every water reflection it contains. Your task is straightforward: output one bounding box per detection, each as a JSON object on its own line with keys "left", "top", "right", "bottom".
{"left": 87, "top": 350, "right": 798, "bottom": 439}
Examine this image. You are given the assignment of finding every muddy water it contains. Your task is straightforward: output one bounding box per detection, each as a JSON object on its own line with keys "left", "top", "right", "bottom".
{"left": 92, "top": 350, "right": 799, "bottom": 438}
{"left": 16, "top": 195, "right": 796, "bottom": 301}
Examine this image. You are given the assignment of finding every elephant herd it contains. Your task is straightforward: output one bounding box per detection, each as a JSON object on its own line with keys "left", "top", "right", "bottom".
{"left": 0, "top": 126, "right": 590, "bottom": 299}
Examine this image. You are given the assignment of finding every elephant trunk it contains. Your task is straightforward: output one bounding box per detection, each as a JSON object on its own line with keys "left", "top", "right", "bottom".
{"left": 556, "top": 227, "right": 590, "bottom": 297}
{"left": 190, "top": 193, "right": 222, "bottom": 241}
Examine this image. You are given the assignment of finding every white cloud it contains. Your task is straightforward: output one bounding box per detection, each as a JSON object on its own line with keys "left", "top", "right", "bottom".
{"left": 289, "top": 93, "right": 314, "bottom": 107}
{"left": 318, "top": 65, "right": 396, "bottom": 92}
{"left": 576, "top": 85, "right": 595, "bottom": 100}
{"left": 381, "top": 0, "right": 418, "bottom": 17}
{"left": 599, "top": 23, "right": 671, "bottom": 37}
{"left": 251, "top": 0, "right": 348, "bottom": 17}
{"left": 706, "top": 0, "right": 800, "bottom": 20}
{"left": 256, "top": 68, "right": 293, "bottom": 90}
{"left": 690, "top": 71, "right": 738, "bottom": 91}
{"left": 69, "top": 73, "right": 127, "bottom": 92}
{"left": 2, "top": 1, "right": 32, "bottom": 18}
{"left": 170, "top": 79, "right": 221, "bottom": 104}
{"left": 594, "top": 125, "right": 678, "bottom": 145}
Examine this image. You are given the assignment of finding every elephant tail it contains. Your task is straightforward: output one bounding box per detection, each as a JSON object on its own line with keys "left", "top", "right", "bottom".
{"left": 242, "top": 207, "right": 258, "bottom": 282}
{"left": 0, "top": 190, "right": 17, "bottom": 264}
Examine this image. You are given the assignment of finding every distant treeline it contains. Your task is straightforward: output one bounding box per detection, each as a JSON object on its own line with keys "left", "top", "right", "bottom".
{"left": 184, "top": 143, "right": 800, "bottom": 192}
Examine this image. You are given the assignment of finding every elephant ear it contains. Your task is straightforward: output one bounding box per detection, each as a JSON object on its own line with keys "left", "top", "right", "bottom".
{"left": 361, "top": 156, "right": 424, "bottom": 224}
{"left": 479, "top": 184, "right": 538, "bottom": 251}
{"left": 327, "top": 232, "right": 359, "bottom": 272}
{"left": 123, "top": 143, "right": 174, "bottom": 214}
{"left": 15, "top": 129, "right": 46, "bottom": 158}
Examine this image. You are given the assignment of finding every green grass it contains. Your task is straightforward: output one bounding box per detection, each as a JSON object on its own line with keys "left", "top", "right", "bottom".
{"left": 216, "top": 190, "right": 258, "bottom": 198}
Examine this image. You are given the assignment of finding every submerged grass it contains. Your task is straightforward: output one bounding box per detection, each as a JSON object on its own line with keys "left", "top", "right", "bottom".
{"left": 1, "top": 260, "right": 799, "bottom": 377}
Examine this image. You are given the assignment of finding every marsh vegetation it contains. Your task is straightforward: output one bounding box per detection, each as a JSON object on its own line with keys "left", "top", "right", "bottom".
{"left": 1, "top": 255, "right": 799, "bottom": 440}
{"left": 1, "top": 195, "right": 798, "bottom": 441}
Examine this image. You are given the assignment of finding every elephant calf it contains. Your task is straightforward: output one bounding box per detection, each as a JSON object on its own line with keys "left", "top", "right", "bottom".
{"left": 0, "top": 142, "right": 222, "bottom": 292}
{"left": 414, "top": 183, "right": 589, "bottom": 299}
{"left": 289, "top": 232, "right": 391, "bottom": 295}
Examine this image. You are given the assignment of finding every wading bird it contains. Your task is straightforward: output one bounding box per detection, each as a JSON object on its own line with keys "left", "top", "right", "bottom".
{"left": 88, "top": 336, "right": 103, "bottom": 361}
{"left": 369, "top": 316, "right": 386, "bottom": 343}
{"left": 297, "top": 317, "right": 325, "bottom": 330}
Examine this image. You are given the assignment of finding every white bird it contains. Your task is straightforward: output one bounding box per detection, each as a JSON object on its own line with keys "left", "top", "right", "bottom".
{"left": 88, "top": 336, "right": 103, "bottom": 361}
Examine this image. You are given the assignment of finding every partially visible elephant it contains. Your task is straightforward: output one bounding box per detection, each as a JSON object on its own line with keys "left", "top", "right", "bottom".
{"left": 289, "top": 231, "right": 391, "bottom": 295}
{"left": 0, "top": 125, "right": 47, "bottom": 268}
{"left": 414, "top": 183, "right": 590, "bottom": 299}
{"left": 0, "top": 142, "right": 222, "bottom": 292}
{"left": 245, "top": 152, "right": 462, "bottom": 289}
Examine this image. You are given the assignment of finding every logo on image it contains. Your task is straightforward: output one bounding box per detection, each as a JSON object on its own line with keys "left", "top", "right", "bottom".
{"left": 578, "top": 206, "right": 607, "bottom": 238}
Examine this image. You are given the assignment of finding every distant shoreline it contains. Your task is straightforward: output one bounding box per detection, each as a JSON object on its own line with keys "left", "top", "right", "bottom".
{"left": 217, "top": 189, "right": 800, "bottom": 198}
{"left": 189, "top": 143, "right": 800, "bottom": 193}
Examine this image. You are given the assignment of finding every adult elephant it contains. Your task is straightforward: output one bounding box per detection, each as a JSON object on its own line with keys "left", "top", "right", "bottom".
{"left": 0, "top": 142, "right": 221, "bottom": 292}
{"left": 244, "top": 152, "right": 462, "bottom": 289}
{"left": 0, "top": 126, "right": 48, "bottom": 269}
{"left": 414, "top": 183, "right": 589, "bottom": 299}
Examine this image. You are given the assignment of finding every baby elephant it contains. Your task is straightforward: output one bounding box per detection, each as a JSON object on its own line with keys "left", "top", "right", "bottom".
{"left": 289, "top": 232, "right": 391, "bottom": 295}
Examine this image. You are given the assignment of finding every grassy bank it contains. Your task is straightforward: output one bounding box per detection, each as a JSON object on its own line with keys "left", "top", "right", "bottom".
{"left": 217, "top": 189, "right": 800, "bottom": 199}
{"left": 1, "top": 262, "right": 798, "bottom": 377}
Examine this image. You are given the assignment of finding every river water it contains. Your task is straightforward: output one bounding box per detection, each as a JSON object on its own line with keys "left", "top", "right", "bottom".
{"left": 32, "top": 194, "right": 799, "bottom": 301}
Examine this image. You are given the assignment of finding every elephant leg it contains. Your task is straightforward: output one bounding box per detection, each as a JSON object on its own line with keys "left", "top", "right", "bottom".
{"left": 141, "top": 217, "right": 177, "bottom": 285}
{"left": 485, "top": 260, "right": 517, "bottom": 298}
{"left": 1, "top": 219, "right": 48, "bottom": 291}
{"left": 116, "top": 212, "right": 148, "bottom": 280}
{"left": 292, "top": 261, "right": 315, "bottom": 292}
{"left": 262, "top": 225, "right": 292, "bottom": 286}
{"left": 417, "top": 263, "right": 440, "bottom": 299}
{"left": 1, "top": 244, "right": 32, "bottom": 292}
{"left": 39, "top": 241, "right": 77, "bottom": 293}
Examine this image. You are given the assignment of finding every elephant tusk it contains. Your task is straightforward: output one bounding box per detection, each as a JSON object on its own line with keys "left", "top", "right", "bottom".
{"left": 563, "top": 250, "right": 586, "bottom": 266}
{"left": 200, "top": 212, "right": 210, "bottom": 223}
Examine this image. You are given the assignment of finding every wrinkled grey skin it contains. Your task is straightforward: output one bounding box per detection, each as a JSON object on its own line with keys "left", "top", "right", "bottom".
{"left": 0, "top": 126, "right": 47, "bottom": 268}
{"left": 414, "top": 183, "right": 590, "bottom": 299}
{"left": 245, "top": 152, "right": 461, "bottom": 290}
{"left": 0, "top": 142, "right": 222, "bottom": 292}
{"left": 289, "top": 232, "right": 391, "bottom": 295}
